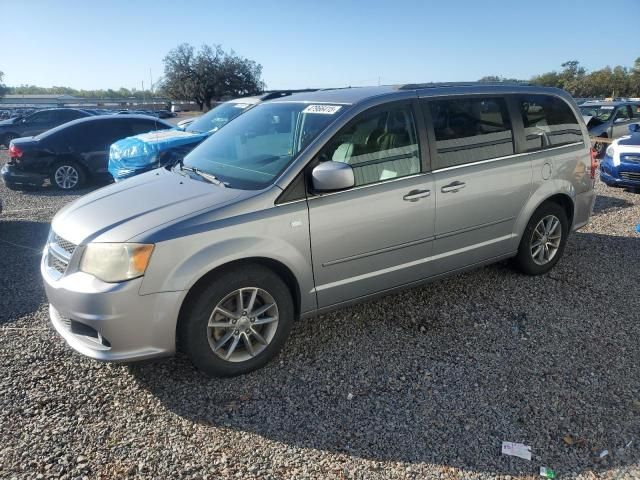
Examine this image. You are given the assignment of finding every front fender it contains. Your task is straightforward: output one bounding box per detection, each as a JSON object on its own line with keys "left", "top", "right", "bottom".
{"left": 140, "top": 233, "right": 316, "bottom": 313}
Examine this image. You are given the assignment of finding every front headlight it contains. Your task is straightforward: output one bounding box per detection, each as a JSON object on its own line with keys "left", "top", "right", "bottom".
{"left": 605, "top": 145, "right": 614, "bottom": 157}
{"left": 80, "top": 243, "right": 154, "bottom": 283}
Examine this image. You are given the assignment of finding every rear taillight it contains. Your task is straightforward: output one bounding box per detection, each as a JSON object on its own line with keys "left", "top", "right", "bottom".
{"left": 590, "top": 148, "right": 598, "bottom": 179}
{"left": 8, "top": 143, "right": 23, "bottom": 159}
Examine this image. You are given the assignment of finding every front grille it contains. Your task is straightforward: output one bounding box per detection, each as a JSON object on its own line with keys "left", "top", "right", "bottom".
{"left": 620, "top": 171, "right": 640, "bottom": 181}
{"left": 48, "top": 255, "right": 68, "bottom": 274}
{"left": 52, "top": 234, "right": 76, "bottom": 256}
{"left": 46, "top": 232, "right": 77, "bottom": 278}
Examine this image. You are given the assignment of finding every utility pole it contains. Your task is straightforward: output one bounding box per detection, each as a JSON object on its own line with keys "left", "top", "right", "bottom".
{"left": 149, "top": 68, "right": 154, "bottom": 109}
{"left": 142, "top": 81, "right": 145, "bottom": 107}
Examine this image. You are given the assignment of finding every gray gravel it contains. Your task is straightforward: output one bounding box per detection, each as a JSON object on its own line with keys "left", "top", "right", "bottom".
{"left": 1, "top": 148, "right": 639, "bottom": 479}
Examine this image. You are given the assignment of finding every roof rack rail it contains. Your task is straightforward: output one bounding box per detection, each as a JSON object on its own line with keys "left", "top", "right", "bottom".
{"left": 399, "top": 81, "right": 531, "bottom": 90}
{"left": 260, "top": 89, "right": 320, "bottom": 100}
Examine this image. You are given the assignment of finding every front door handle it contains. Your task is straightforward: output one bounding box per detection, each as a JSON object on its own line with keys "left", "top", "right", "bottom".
{"left": 403, "top": 189, "right": 431, "bottom": 202}
{"left": 441, "top": 181, "right": 466, "bottom": 193}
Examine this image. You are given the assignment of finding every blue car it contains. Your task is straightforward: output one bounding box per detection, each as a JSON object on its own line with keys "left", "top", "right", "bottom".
{"left": 108, "top": 90, "right": 316, "bottom": 181}
{"left": 600, "top": 123, "right": 640, "bottom": 190}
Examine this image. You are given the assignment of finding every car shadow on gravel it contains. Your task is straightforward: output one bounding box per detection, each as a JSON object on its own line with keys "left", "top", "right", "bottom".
{"left": 592, "top": 194, "right": 635, "bottom": 214}
{"left": 130, "top": 232, "right": 640, "bottom": 476}
{"left": 0, "top": 220, "right": 49, "bottom": 323}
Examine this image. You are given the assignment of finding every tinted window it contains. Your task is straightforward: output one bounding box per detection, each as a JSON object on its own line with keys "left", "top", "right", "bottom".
{"left": 49, "top": 120, "right": 131, "bottom": 151}
{"left": 59, "top": 110, "right": 86, "bottom": 121}
{"left": 318, "top": 104, "right": 420, "bottom": 186}
{"left": 186, "top": 102, "right": 253, "bottom": 133}
{"left": 518, "top": 95, "right": 582, "bottom": 151}
{"left": 429, "top": 97, "right": 513, "bottom": 168}
{"left": 128, "top": 119, "right": 171, "bottom": 135}
{"left": 614, "top": 106, "right": 631, "bottom": 121}
{"left": 27, "top": 111, "right": 56, "bottom": 124}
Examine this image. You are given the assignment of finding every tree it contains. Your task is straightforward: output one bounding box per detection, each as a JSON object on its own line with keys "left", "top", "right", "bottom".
{"left": 161, "top": 43, "right": 264, "bottom": 110}
{"left": 0, "top": 71, "right": 8, "bottom": 99}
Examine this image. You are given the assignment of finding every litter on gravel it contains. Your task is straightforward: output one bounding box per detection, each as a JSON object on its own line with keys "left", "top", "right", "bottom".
{"left": 501, "top": 441, "right": 532, "bottom": 461}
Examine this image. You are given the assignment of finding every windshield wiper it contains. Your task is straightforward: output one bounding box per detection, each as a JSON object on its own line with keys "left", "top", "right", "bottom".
{"left": 180, "top": 165, "right": 225, "bottom": 187}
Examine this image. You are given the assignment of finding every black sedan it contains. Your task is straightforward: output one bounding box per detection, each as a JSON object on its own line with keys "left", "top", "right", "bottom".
{"left": 0, "top": 108, "right": 93, "bottom": 147}
{"left": 1, "top": 115, "right": 172, "bottom": 190}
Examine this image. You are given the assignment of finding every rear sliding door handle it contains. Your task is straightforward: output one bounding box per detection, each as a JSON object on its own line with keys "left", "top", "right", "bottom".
{"left": 403, "top": 189, "right": 431, "bottom": 202}
{"left": 441, "top": 181, "right": 466, "bottom": 193}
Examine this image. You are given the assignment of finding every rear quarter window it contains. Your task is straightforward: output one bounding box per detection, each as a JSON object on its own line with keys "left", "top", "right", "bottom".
{"left": 518, "top": 95, "right": 583, "bottom": 151}
{"left": 428, "top": 97, "right": 514, "bottom": 169}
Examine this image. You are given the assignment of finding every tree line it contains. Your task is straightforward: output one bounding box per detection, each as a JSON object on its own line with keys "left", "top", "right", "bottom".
{"left": 481, "top": 58, "right": 640, "bottom": 98}
{"left": 3, "top": 55, "right": 640, "bottom": 107}
{"left": 0, "top": 43, "right": 265, "bottom": 110}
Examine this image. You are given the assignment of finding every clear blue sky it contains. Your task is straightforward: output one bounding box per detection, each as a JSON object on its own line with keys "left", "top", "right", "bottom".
{"left": 3, "top": 0, "right": 639, "bottom": 90}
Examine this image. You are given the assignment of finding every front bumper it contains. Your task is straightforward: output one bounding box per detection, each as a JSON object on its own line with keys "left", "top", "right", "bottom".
{"left": 600, "top": 155, "right": 640, "bottom": 189}
{"left": 42, "top": 254, "right": 184, "bottom": 362}
{"left": 1, "top": 163, "right": 47, "bottom": 187}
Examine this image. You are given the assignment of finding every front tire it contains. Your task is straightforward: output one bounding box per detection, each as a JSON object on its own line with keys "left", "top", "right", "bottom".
{"left": 178, "top": 264, "right": 294, "bottom": 377}
{"left": 514, "top": 202, "right": 569, "bottom": 275}
{"left": 50, "top": 161, "right": 86, "bottom": 190}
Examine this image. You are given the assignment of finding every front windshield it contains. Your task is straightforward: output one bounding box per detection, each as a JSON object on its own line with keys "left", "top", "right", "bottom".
{"left": 183, "top": 102, "right": 345, "bottom": 189}
{"left": 186, "top": 101, "right": 254, "bottom": 134}
{"left": 580, "top": 105, "right": 615, "bottom": 121}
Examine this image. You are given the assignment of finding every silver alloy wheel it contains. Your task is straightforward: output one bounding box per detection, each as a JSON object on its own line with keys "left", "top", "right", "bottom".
{"left": 54, "top": 165, "right": 79, "bottom": 189}
{"left": 530, "top": 214, "right": 562, "bottom": 265}
{"left": 207, "top": 287, "right": 279, "bottom": 363}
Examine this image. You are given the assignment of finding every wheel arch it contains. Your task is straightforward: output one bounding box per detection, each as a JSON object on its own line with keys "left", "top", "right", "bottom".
{"left": 513, "top": 182, "right": 576, "bottom": 250}
{"left": 176, "top": 257, "right": 303, "bottom": 336}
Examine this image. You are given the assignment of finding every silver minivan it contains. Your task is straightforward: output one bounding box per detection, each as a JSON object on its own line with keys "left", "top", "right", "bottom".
{"left": 42, "top": 84, "right": 596, "bottom": 376}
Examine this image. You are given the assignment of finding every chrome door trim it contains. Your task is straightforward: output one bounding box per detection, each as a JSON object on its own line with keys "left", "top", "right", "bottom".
{"left": 322, "top": 236, "right": 435, "bottom": 267}
{"left": 431, "top": 142, "right": 584, "bottom": 174}
{"left": 435, "top": 216, "right": 516, "bottom": 240}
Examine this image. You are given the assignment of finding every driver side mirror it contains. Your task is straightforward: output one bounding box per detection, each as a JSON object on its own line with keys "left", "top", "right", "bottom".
{"left": 311, "top": 161, "right": 354, "bottom": 192}
{"left": 629, "top": 123, "right": 640, "bottom": 133}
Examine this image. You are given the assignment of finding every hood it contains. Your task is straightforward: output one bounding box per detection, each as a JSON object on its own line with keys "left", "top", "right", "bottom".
{"left": 52, "top": 168, "right": 244, "bottom": 244}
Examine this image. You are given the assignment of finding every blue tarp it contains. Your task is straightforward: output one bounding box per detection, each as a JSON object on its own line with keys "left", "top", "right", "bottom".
{"left": 108, "top": 129, "right": 208, "bottom": 181}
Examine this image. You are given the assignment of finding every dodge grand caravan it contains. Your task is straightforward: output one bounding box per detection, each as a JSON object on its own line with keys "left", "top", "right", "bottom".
{"left": 42, "top": 84, "right": 596, "bottom": 377}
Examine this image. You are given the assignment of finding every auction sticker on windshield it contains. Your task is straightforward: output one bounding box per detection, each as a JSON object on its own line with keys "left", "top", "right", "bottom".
{"left": 303, "top": 105, "right": 342, "bottom": 114}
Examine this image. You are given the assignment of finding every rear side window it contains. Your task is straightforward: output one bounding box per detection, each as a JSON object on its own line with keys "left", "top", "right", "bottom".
{"left": 429, "top": 97, "right": 514, "bottom": 169}
{"left": 518, "top": 95, "right": 582, "bottom": 151}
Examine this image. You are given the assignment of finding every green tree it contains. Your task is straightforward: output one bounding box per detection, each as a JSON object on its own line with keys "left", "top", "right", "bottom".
{"left": 161, "top": 43, "right": 264, "bottom": 110}
{"left": 0, "top": 71, "right": 8, "bottom": 98}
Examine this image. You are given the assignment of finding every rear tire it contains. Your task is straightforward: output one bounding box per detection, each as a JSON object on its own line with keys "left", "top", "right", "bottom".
{"left": 514, "top": 202, "right": 569, "bottom": 275}
{"left": 178, "top": 264, "right": 294, "bottom": 377}
{"left": 50, "top": 161, "right": 86, "bottom": 190}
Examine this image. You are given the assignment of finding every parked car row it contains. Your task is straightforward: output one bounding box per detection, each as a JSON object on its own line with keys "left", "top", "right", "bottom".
{"left": 580, "top": 100, "right": 640, "bottom": 156}
{"left": 1, "top": 115, "right": 171, "bottom": 189}
{"left": 600, "top": 123, "right": 640, "bottom": 190}
{"left": 0, "top": 108, "right": 94, "bottom": 148}
{"left": 107, "top": 90, "right": 316, "bottom": 181}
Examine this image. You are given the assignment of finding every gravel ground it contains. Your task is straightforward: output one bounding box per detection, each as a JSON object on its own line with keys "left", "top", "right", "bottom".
{"left": 1, "top": 149, "right": 639, "bottom": 479}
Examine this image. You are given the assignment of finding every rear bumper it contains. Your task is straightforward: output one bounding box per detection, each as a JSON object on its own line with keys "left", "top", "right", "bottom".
{"left": 572, "top": 188, "right": 596, "bottom": 231}
{"left": 1, "top": 163, "right": 47, "bottom": 186}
